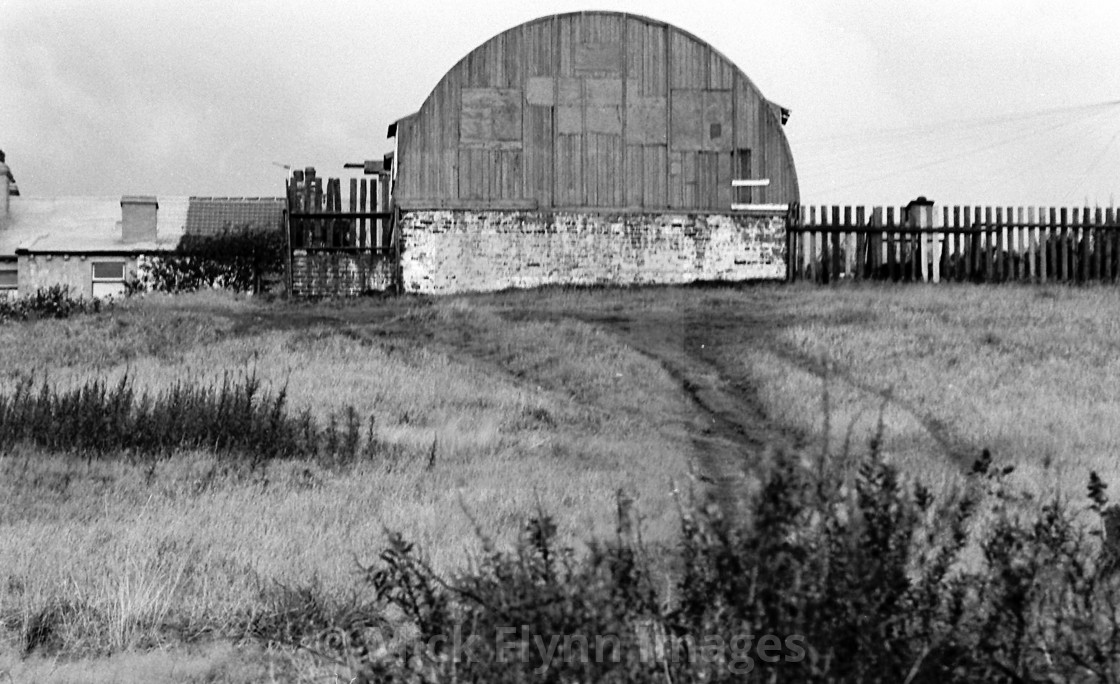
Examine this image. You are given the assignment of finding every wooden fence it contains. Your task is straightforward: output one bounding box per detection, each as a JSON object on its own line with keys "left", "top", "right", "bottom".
{"left": 286, "top": 167, "right": 395, "bottom": 253}
{"left": 789, "top": 205, "right": 1120, "bottom": 284}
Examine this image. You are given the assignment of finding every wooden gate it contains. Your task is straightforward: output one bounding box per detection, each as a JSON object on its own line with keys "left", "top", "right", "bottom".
{"left": 286, "top": 166, "right": 398, "bottom": 295}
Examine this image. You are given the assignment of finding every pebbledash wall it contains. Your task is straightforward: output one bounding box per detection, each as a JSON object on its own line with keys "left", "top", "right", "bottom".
{"left": 290, "top": 251, "right": 395, "bottom": 296}
{"left": 398, "top": 210, "right": 786, "bottom": 294}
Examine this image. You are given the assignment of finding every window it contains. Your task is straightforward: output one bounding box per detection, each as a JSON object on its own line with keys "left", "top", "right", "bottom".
{"left": 92, "top": 261, "right": 126, "bottom": 298}
{"left": 0, "top": 262, "right": 16, "bottom": 290}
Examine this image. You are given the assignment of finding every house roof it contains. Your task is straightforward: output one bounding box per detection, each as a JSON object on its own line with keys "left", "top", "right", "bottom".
{"left": 3, "top": 196, "right": 190, "bottom": 256}
{"left": 184, "top": 197, "right": 285, "bottom": 236}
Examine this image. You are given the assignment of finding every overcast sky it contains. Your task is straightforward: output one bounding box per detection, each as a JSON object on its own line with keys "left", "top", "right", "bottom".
{"left": 2, "top": 0, "right": 1118, "bottom": 207}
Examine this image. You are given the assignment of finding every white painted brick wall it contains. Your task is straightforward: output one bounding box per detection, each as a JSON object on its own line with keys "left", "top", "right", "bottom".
{"left": 400, "top": 211, "right": 786, "bottom": 294}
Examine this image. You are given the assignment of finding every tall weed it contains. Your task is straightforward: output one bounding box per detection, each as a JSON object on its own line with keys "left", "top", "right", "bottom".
{"left": 255, "top": 437, "right": 1120, "bottom": 683}
{"left": 0, "top": 373, "right": 380, "bottom": 465}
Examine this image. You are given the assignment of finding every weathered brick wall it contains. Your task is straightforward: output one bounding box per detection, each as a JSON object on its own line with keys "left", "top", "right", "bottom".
{"left": 399, "top": 211, "right": 786, "bottom": 294}
{"left": 290, "top": 251, "right": 395, "bottom": 296}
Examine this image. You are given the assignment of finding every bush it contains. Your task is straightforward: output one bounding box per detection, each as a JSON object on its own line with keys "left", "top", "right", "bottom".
{"left": 250, "top": 437, "right": 1120, "bottom": 683}
{"left": 0, "top": 372, "right": 382, "bottom": 466}
{"left": 0, "top": 285, "right": 105, "bottom": 322}
{"left": 127, "top": 225, "right": 285, "bottom": 294}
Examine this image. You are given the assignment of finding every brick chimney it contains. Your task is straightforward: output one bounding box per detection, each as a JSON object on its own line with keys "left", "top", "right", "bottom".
{"left": 121, "top": 196, "right": 158, "bottom": 243}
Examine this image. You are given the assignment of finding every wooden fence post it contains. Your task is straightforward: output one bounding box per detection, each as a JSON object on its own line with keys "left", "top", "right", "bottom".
{"left": 1059, "top": 208, "right": 1069, "bottom": 283}
{"left": 937, "top": 206, "right": 949, "bottom": 283}
{"left": 349, "top": 178, "right": 358, "bottom": 248}
{"left": 821, "top": 206, "right": 832, "bottom": 284}
{"left": 830, "top": 206, "right": 839, "bottom": 281}
{"left": 797, "top": 204, "right": 808, "bottom": 281}
{"left": 1047, "top": 207, "right": 1057, "bottom": 282}
{"left": 952, "top": 206, "right": 961, "bottom": 282}
{"left": 1074, "top": 207, "right": 1084, "bottom": 283}
{"left": 842, "top": 206, "right": 853, "bottom": 280}
{"left": 886, "top": 207, "right": 897, "bottom": 281}
{"left": 855, "top": 206, "right": 866, "bottom": 280}
{"left": 999, "top": 208, "right": 1008, "bottom": 283}
{"left": 871, "top": 206, "right": 882, "bottom": 279}
{"left": 1101, "top": 207, "right": 1112, "bottom": 282}
{"left": 807, "top": 206, "right": 817, "bottom": 283}
{"left": 359, "top": 179, "right": 369, "bottom": 249}
{"left": 1011, "top": 206, "right": 1021, "bottom": 281}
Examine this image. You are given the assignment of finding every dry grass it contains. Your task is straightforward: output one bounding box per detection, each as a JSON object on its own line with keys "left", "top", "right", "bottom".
{"left": 6, "top": 282, "right": 1119, "bottom": 680}
{"left": 712, "top": 283, "right": 1120, "bottom": 502}
{"left": 0, "top": 291, "right": 695, "bottom": 678}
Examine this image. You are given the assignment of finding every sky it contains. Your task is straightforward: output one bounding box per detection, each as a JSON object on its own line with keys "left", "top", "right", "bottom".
{"left": 1, "top": 0, "right": 1118, "bottom": 208}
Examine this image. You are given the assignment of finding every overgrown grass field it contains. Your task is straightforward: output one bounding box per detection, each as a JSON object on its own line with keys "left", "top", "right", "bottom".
{"left": 3, "top": 283, "right": 1120, "bottom": 681}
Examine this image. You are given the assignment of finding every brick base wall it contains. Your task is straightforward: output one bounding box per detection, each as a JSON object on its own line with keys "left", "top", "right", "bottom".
{"left": 399, "top": 210, "right": 786, "bottom": 294}
{"left": 290, "top": 251, "right": 395, "bottom": 296}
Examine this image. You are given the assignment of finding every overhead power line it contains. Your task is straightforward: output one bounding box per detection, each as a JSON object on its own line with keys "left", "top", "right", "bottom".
{"left": 793, "top": 98, "right": 1120, "bottom": 147}
{"left": 810, "top": 104, "right": 1118, "bottom": 197}
{"left": 798, "top": 98, "right": 1120, "bottom": 204}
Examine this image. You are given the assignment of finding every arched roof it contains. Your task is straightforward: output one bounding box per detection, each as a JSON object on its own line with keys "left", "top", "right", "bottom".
{"left": 392, "top": 11, "right": 799, "bottom": 209}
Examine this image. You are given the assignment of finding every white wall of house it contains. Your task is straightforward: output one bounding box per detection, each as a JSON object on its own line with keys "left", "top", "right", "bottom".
{"left": 19, "top": 254, "right": 137, "bottom": 298}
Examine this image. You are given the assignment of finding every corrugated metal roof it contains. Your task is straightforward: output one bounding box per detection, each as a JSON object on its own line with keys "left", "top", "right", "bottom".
{"left": 2, "top": 196, "right": 190, "bottom": 255}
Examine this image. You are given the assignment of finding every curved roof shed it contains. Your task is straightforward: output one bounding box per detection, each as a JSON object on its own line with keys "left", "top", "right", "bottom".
{"left": 391, "top": 11, "right": 799, "bottom": 212}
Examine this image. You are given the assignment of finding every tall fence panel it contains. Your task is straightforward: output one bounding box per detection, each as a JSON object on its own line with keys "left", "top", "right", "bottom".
{"left": 286, "top": 167, "right": 399, "bottom": 296}
{"left": 287, "top": 168, "right": 394, "bottom": 252}
{"left": 789, "top": 204, "right": 1120, "bottom": 285}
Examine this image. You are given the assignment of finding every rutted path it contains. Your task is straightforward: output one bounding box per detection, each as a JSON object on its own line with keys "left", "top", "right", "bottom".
{"left": 569, "top": 309, "right": 807, "bottom": 513}
{"left": 217, "top": 291, "right": 973, "bottom": 511}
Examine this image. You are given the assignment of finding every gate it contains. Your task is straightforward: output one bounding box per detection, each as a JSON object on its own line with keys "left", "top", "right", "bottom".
{"left": 286, "top": 165, "right": 398, "bottom": 295}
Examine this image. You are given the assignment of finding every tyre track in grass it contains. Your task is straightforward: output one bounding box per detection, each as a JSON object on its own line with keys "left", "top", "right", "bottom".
{"left": 565, "top": 308, "right": 808, "bottom": 513}
{"left": 554, "top": 302, "right": 975, "bottom": 512}
{"left": 219, "top": 293, "right": 973, "bottom": 511}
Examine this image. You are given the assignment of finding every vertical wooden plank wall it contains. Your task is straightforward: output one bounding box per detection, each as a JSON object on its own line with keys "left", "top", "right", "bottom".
{"left": 392, "top": 13, "right": 798, "bottom": 210}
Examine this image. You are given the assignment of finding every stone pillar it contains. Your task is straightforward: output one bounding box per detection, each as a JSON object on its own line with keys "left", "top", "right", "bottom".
{"left": 905, "top": 196, "right": 935, "bottom": 282}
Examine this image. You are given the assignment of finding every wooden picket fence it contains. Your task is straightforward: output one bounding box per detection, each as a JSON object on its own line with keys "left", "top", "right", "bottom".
{"left": 789, "top": 205, "right": 1120, "bottom": 284}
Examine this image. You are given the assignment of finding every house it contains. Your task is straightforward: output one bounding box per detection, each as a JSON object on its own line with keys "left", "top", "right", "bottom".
{"left": 4, "top": 195, "right": 188, "bottom": 297}
{"left": 0, "top": 159, "right": 284, "bottom": 297}
{"left": 383, "top": 11, "right": 800, "bottom": 294}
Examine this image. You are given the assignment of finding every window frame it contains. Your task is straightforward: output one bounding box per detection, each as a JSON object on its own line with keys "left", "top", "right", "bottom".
{"left": 0, "top": 261, "right": 17, "bottom": 290}
{"left": 91, "top": 260, "right": 128, "bottom": 298}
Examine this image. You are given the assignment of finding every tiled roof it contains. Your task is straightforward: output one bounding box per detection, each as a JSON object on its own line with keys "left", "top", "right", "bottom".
{"left": 185, "top": 197, "right": 285, "bottom": 236}
{"left": 1, "top": 196, "right": 189, "bottom": 256}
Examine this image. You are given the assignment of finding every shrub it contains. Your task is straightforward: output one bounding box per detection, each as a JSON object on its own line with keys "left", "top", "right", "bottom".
{"left": 127, "top": 224, "right": 285, "bottom": 294}
{"left": 0, "top": 285, "right": 105, "bottom": 322}
{"left": 252, "top": 438, "right": 1120, "bottom": 683}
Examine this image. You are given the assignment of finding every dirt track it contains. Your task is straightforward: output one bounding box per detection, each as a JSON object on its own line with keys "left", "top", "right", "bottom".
{"left": 566, "top": 307, "right": 807, "bottom": 512}
{"left": 219, "top": 289, "right": 970, "bottom": 511}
